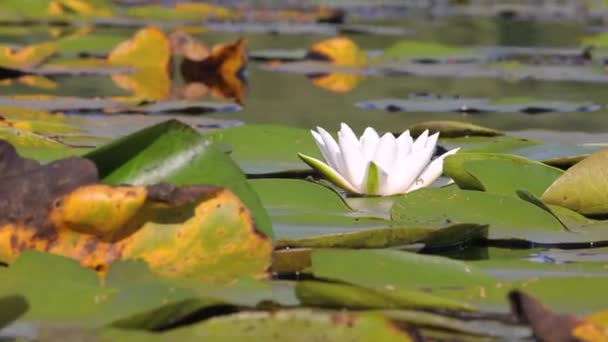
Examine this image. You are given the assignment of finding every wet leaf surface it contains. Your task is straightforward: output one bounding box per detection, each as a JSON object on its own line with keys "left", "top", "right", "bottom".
{"left": 542, "top": 148, "right": 608, "bottom": 216}
{"left": 0, "top": 295, "right": 28, "bottom": 330}
{"left": 102, "top": 309, "right": 417, "bottom": 341}
{"left": 444, "top": 153, "right": 564, "bottom": 197}
{"left": 296, "top": 281, "right": 472, "bottom": 311}
{"left": 204, "top": 124, "right": 321, "bottom": 175}
{"left": 407, "top": 120, "right": 503, "bottom": 138}
{"left": 390, "top": 186, "right": 578, "bottom": 243}
{"left": 0, "top": 251, "right": 273, "bottom": 330}
{"left": 312, "top": 249, "right": 497, "bottom": 292}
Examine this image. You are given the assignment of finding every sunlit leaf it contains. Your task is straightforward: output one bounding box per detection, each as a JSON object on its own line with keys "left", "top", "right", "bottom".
{"left": 108, "top": 26, "right": 171, "bottom": 100}
{"left": 408, "top": 120, "right": 503, "bottom": 138}
{"left": 307, "top": 36, "right": 367, "bottom": 67}
{"left": 542, "top": 148, "right": 608, "bottom": 216}
{"left": 85, "top": 120, "right": 273, "bottom": 238}
{"left": 0, "top": 42, "right": 56, "bottom": 69}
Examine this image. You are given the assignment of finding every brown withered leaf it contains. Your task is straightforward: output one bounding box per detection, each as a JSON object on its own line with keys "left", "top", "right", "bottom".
{"left": 171, "top": 33, "right": 247, "bottom": 104}
{"left": 0, "top": 141, "right": 42, "bottom": 178}
{"left": 0, "top": 140, "right": 271, "bottom": 281}
{"left": 509, "top": 290, "right": 581, "bottom": 342}
{"left": 0, "top": 140, "right": 98, "bottom": 235}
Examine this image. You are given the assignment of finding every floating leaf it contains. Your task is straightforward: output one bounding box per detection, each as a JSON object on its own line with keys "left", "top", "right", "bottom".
{"left": 102, "top": 309, "right": 416, "bottom": 341}
{"left": 441, "top": 136, "right": 542, "bottom": 154}
{"left": 174, "top": 2, "right": 234, "bottom": 20}
{"left": 85, "top": 120, "right": 272, "bottom": 238}
{"left": 0, "top": 295, "right": 28, "bottom": 330}
{"left": 312, "top": 249, "right": 496, "bottom": 292}
{"left": 204, "top": 124, "right": 320, "bottom": 175}
{"left": 444, "top": 153, "right": 564, "bottom": 197}
{"left": 391, "top": 187, "right": 569, "bottom": 242}
{"left": 296, "top": 281, "right": 472, "bottom": 311}
{"left": 381, "top": 309, "right": 531, "bottom": 339}
{"left": 0, "top": 106, "right": 80, "bottom": 134}
{"left": 408, "top": 120, "right": 503, "bottom": 138}
{"left": 275, "top": 218, "right": 433, "bottom": 249}
{"left": 356, "top": 96, "right": 598, "bottom": 114}
{"left": 0, "top": 148, "right": 271, "bottom": 280}
{"left": 444, "top": 152, "right": 532, "bottom": 190}
{"left": 108, "top": 26, "right": 171, "bottom": 100}
{"left": 125, "top": 3, "right": 234, "bottom": 21}
{"left": 250, "top": 179, "right": 350, "bottom": 215}
{"left": 542, "top": 148, "right": 608, "bottom": 216}
{"left": 0, "top": 42, "right": 56, "bottom": 69}
{"left": 307, "top": 36, "right": 367, "bottom": 67}
{"left": 383, "top": 40, "right": 473, "bottom": 60}
{"left": 0, "top": 251, "right": 271, "bottom": 329}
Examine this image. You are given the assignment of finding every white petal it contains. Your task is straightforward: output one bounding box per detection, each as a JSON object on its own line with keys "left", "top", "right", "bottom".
{"left": 390, "top": 145, "right": 436, "bottom": 194}
{"left": 311, "top": 130, "right": 331, "bottom": 164}
{"left": 425, "top": 132, "right": 440, "bottom": 149}
{"left": 317, "top": 126, "right": 343, "bottom": 173}
{"left": 360, "top": 127, "right": 380, "bottom": 160}
{"left": 372, "top": 133, "right": 397, "bottom": 175}
{"left": 338, "top": 124, "right": 366, "bottom": 188}
{"left": 412, "top": 130, "right": 429, "bottom": 152}
{"left": 298, "top": 153, "right": 359, "bottom": 194}
{"left": 375, "top": 163, "right": 393, "bottom": 196}
{"left": 396, "top": 130, "right": 413, "bottom": 156}
{"left": 406, "top": 148, "right": 460, "bottom": 193}
{"left": 339, "top": 123, "right": 361, "bottom": 148}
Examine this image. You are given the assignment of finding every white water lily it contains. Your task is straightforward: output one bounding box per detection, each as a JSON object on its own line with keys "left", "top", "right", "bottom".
{"left": 298, "top": 123, "right": 460, "bottom": 196}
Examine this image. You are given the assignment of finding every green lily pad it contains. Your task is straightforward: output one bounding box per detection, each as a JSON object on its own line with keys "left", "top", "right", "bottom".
{"left": 380, "top": 310, "right": 531, "bottom": 339}
{"left": 272, "top": 214, "right": 402, "bottom": 240}
{"left": 249, "top": 179, "right": 350, "bottom": 215}
{"left": 407, "top": 120, "right": 503, "bottom": 138}
{"left": 101, "top": 309, "right": 416, "bottom": 341}
{"left": 514, "top": 277, "right": 608, "bottom": 314}
{"left": 311, "top": 249, "right": 497, "bottom": 292}
{"left": 0, "top": 127, "right": 86, "bottom": 161}
{"left": 382, "top": 40, "right": 474, "bottom": 60}
{"left": 541, "top": 148, "right": 608, "bottom": 216}
{"left": 296, "top": 281, "right": 472, "bottom": 311}
{"left": 444, "top": 154, "right": 564, "bottom": 197}
{"left": 474, "top": 254, "right": 608, "bottom": 281}
{"left": 275, "top": 220, "right": 433, "bottom": 249}
{"left": 391, "top": 187, "right": 568, "bottom": 243}
{"left": 444, "top": 153, "right": 537, "bottom": 191}
{"left": 356, "top": 96, "right": 598, "bottom": 114}
{"left": 441, "top": 136, "right": 542, "bottom": 154}
{"left": 0, "top": 295, "right": 28, "bottom": 330}
{"left": 84, "top": 119, "right": 272, "bottom": 238}
{"left": 204, "top": 124, "right": 320, "bottom": 175}
{"left": 55, "top": 32, "right": 129, "bottom": 55}
{"left": 272, "top": 248, "right": 312, "bottom": 274}
{"left": 0, "top": 251, "right": 274, "bottom": 329}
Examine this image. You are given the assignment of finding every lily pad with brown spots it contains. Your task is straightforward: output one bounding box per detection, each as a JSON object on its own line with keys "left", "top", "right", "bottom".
{"left": 0, "top": 139, "right": 271, "bottom": 282}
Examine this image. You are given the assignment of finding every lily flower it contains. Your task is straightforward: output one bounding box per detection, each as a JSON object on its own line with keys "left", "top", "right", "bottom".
{"left": 298, "top": 123, "right": 460, "bottom": 196}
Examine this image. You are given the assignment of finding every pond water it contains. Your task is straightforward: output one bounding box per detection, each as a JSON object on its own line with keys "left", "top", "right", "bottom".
{"left": 3, "top": 17, "right": 608, "bottom": 138}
